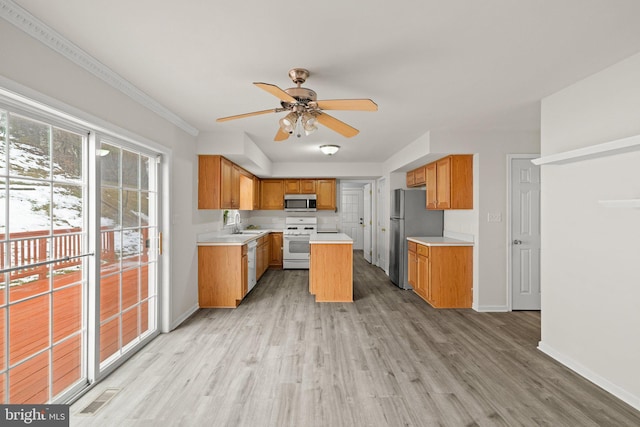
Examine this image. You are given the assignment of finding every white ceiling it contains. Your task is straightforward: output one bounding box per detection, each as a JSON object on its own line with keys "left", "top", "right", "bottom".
{"left": 12, "top": 0, "right": 640, "bottom": 163}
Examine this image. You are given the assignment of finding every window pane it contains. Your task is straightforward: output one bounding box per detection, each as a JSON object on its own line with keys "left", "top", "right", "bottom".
{"left": 9, "top": 294, "right": 49, "bottom": 364}
{"left": 53, "top": 335, "right": 81, "bottom": 396}
{"left": 122, "top": 267, "right": 139, "bottom": 311}
{"left": 121, "top": 306, "right": 138, "bottom": 348}
{"left": 53, "top": 284, "right": 82, "bottom": 342}
{"left": 0, "top": 178, "right": 5, "bottom": 234}
{"left": 140, "top": 156, "right": 150, "bottom": 191}
{"left": 101, "top": 188, "right": 120, "bottom": 229}
{"left": 9, "top": 114, "right": 50, "bottom": 180}
{"left": 99, "top": 273, "right": 119, "bottom": 322}
{"left": 100, "top": 144, "right": 119, "bottom": 186}
{"left": 53, "top": 183, "right": 83, "bottom": 231}
{"left": 0, "top": 110, "right": 7, "bottom": 175}
{"left": 122, "top": 150, "right": 138, "bottom": 189}
{"left": 9, "top": 351, "right": 49, "bottom": 404}
{"left": 122, "top": 190, "right": 139, "bottom": 228}
{"left": 99, "top": 317, "right": 119, "bottom": 363}
{"left": 52, "top": 128, "right": 83, "bottom": 182}
{"left": 121, "top": 229, "right": 141, "bottom": 269}
{"left": 9, "top": 178, "right": 51, "bottom": 233}
{"left": 140, "top": 192, "right": 149, "bottom": 227}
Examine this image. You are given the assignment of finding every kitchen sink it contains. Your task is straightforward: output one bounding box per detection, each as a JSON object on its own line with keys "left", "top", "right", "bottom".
{"left": 230, "top": 230, "right": 263, "bottom": 235}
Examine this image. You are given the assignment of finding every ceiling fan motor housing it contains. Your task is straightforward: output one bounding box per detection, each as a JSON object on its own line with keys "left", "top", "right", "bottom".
{"left": 281, "top": 87, "right": 317, "bottom": 109}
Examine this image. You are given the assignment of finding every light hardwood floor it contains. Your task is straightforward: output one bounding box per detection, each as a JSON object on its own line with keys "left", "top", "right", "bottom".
{"left": 71, "top": 252, "right": 640, "bottom": 426}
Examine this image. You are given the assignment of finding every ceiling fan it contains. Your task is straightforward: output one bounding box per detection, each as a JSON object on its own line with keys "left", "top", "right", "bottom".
{"left": 216, "top": 68, "right": 377, "bottom": 141}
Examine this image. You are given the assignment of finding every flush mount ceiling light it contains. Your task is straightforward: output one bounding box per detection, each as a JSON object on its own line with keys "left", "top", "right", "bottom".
{"left": 319, "top": 145, "right": 340, "bottom": 156}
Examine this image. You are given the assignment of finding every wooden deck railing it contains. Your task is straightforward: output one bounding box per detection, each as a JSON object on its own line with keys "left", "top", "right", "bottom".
{"left": 0, "top": 228, "right": 117, "bottom": 282}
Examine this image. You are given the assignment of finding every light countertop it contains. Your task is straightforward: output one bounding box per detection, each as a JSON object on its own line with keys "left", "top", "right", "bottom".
{"left": 310, "top": 232, "right": 353, "bottom": 244}
{"left": 407, "top": 236, "right": 474, "bottom": 246}
{"left": 197, "top": 229, "right": 278, "bottom": 246}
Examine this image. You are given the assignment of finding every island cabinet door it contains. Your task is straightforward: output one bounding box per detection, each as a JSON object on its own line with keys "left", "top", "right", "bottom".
{"left": 309, "top": 243, "right": 353, "bottom": 302}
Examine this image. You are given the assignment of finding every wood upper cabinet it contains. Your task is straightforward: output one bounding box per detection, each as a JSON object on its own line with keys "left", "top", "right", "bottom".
{"left": 406, "top": 166, "right": 426, "bottom": 188}
{"left": 426, "top": 163, "right": 438, "bottom": 209}
{"left": 220, "top": 157, "right": 240, "bottom": 209}
{"left": 284, "top": 179, "right": 316, "bottom": 194}
{"left": 199, "top": 155, "right": 255, "bottom": 210}
{"left": 300, "top": 179, "right": 316, "bottom": 194}
{"left": 426, "top": 155, "right": 473, "bottom": 210}
{"left": 284, "top": 179, "right": 300, "bottom": 194}
{"left": 269, "top": 232, "right": 283, "bottom": 268}
{"left": 261, "top": 179, "right": 284, "bottom": 210}
{"left": 410, "top": 243, "right": 472, "bottom": 309}
{"left": 198, "top": 244, "right": 248, "bottom": 308}
{"left": 316, "top": 179, "right": 336, "bottom": 210}
{"left": 252, "top": 176, "right": 261, "bottom": 210}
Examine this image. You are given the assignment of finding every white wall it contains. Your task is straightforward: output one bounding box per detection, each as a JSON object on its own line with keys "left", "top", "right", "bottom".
{"left": 0, "top": 20, "right": 210, "bottom": 330}
{"left": 539, "top": 52, "right": 640, "bottom": 409}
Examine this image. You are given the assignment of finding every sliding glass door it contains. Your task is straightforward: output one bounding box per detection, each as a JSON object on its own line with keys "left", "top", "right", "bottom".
{"left": 0, "top": 102, "right": 161, "bottom": 404}
{"left": 0, "top": 111, "right": 87, "bottom": 403}
{"left": 98, "top": 140, "right": 158, "bottom": 368}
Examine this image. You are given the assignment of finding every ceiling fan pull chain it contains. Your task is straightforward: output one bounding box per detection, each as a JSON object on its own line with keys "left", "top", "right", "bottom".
{"left": 295, "top": 113, "right": 303, "bottom": 138}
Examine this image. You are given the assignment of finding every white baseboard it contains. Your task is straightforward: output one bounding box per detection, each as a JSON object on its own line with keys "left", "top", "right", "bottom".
{"left": 538, "top": 341, "right": 640, "bottom": 411}
{"left": 170, "top": 304, "right": 199, "bottom": 331}
{"left": 474, "top": 304, "right": 509, "bottom": 312}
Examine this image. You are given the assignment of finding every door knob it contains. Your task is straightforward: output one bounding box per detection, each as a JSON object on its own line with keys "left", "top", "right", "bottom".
{"left": 513, "top": 240, "right": 523, "bottom": 245}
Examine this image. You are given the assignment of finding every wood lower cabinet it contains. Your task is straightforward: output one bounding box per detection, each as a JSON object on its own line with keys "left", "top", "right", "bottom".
{"left": 408, "top": 241, "right": 418, "bottom": 289}
{"left": 426, "top": 155, "right": 473, "bottom": 210}
{"left": 256, "top": 235, "right": 270, "bottom": 279}
{"left": 316, "top": 179, "right": 336, "bottom": 210}
{"left": 269, "top": 232, "right": 283, "bottom": 268}
{"left": 261, "top": 179, "right": 284, "bottom": 209}
{"left": 198, "top": 244, "right": 248, "bottom": 308}
{"left": 409, "top": 243, "right": 472, "bottom": 308}
{"left": 309, "top": 242, "right": 353, "bottom": 302}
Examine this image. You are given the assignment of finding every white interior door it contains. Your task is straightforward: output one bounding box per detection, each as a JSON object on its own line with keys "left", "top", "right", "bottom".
{"left": 511, "top": 157, "right": 541, "bottom": 310}
{"left": 363, "top": 183, "right": 372, "bottom": 263}
{"left": 340, "top": 188, "right": 363, "bottom": 250}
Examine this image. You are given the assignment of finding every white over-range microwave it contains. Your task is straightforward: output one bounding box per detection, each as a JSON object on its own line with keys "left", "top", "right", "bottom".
{"left": 284, "top": 194, "right": 317, "bottom": 212}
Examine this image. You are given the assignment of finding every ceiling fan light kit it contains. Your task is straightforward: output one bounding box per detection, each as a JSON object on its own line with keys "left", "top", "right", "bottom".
{"left": 217, "top": 68, "right": 377, "bottom": 141}
{"left": 320, "top": 144, "right": 340, "bottom": 156}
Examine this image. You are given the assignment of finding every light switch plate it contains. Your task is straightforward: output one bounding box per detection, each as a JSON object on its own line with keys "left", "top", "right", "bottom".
{"left": 487, "top": 212, "right": 502, "bottom": 222}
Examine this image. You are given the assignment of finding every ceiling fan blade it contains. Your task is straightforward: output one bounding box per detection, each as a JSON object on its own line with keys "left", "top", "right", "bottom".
{"left": 316, "top": 99, "right": 378, "bottom": 111}
{"left": 216, "top": 109, "right": 278, "bottom": 122}
{"left": 274, "top": 127, "right": 290, "bottom": 142}
{"left": 315, "top": 112, "right": 359, "bottom": 138}
{"left": 254, "top": 82, "right": 296, "bottom": 103}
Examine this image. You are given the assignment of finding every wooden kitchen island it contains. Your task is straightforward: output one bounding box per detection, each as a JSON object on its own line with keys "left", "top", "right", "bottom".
{"left": 309, "top": 233, "right": 353, "bottom": 302}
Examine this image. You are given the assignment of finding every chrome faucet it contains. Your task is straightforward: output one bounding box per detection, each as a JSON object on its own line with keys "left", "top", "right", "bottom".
{"left": 232, "top": 213, "right": 241, "bottom": 234}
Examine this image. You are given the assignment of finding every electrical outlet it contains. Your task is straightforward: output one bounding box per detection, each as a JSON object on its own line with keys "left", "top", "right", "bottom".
{"left": 487, "top": 212, "right": 502, "bottom": 222}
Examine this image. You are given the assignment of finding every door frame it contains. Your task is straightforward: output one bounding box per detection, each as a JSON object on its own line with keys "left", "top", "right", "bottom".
{"left": 506, "top": 154, "right": 540, "bottom": 312}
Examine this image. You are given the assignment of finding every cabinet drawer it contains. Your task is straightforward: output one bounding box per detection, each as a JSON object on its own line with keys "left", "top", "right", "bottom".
{"left": 416, "top": 244, "right": 428, "bottom": 257}
{"left": 408, "top": 241, "right": 417, "bottom": 252}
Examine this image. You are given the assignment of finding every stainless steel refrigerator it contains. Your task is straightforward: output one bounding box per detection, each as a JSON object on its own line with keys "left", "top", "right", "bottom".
{"left": 389, "top": 189, "right": 444, "bottom": 289}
